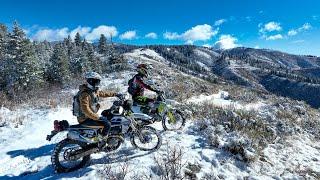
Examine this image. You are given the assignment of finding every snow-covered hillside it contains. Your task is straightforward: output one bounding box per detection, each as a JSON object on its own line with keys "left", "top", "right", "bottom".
{"left": 1, "top": 49, "right": 320, "bottom": 179}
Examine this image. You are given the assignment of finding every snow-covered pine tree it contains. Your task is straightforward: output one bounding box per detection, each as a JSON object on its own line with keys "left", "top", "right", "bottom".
{"left": 98, "top": 34, "right": 107, "bottom": 54}
{"left": 47, "top": 43, "right": 71, "bottom": 85}
{"left": 5, "top": 22, "right": 44, "bottom": 96}
{"left": 69, "top": 45, "right": 88, "bottom": 76}
{"left": 87, "top": 43, "right": 102, "bottom": 73}
{"left": 0, "top": 24, "right": 8, "bottom": 60}
{"left": 34, "top": 40, "right": 53, "bottom": 72}
{"left": 78, "top": 47, "right": 91, "bottom": 74}
{"left": 0, "top": 24, "right": 8, "bottom": 89}
{"left": 74, "top": 32, "right": 81, "bottom": 47}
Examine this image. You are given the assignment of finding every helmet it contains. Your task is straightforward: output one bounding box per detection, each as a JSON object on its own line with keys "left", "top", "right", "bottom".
{"left": 85, "top": 72, "right": 102, "bottom": 91}
{"left": 137, "top": 64, "right": 152, "bottom": 77}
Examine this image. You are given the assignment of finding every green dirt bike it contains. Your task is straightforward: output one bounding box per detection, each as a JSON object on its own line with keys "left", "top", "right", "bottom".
{"left": 131, "top": 92, "right": 186, "bottom": 131}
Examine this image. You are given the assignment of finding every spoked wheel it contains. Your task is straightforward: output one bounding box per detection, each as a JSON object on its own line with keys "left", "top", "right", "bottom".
{"left": 51, "top": 139, "right": 90, "bottom": 173}
{"left": 162, "top": 109, "right": 186, "bottom": 131}
{"left": 131, "top": 126, "right": 162, "bottom": 151}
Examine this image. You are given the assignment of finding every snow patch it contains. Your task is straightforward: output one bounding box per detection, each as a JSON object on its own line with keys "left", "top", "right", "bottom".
{"left": 194, "top": 49, "right": 211, "bottom": 59}
{"left": 124, "top": 48, "right": 165, "bottom": 63}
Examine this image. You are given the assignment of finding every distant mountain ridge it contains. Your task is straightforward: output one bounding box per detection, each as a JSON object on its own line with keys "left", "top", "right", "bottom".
{"left": 115, "top": 45, "right": 320, "bottom": 108}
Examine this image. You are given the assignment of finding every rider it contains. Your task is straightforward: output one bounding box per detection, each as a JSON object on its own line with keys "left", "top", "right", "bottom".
{"left": 128, "top": 64, "right": 161, "bottom": 107}
{"left": 75, "top": 72, "right": 120, "bottom": 142}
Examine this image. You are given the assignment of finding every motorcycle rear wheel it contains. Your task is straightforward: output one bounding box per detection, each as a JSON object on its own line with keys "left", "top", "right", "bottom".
{"left": 51, "top": 139, "right": 90, "bottom": 173}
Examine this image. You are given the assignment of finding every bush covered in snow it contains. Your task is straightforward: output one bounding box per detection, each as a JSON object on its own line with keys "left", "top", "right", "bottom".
{"left": 186, "top": 99, "right": 320, "bottom": 165}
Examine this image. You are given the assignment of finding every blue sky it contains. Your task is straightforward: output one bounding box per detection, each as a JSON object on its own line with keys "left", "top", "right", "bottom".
{"left": 1, "top": 0, "right": 320, "bottom": 55}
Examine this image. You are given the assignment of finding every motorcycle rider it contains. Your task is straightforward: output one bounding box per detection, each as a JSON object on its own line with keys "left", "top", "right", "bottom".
{"left": 128, "top": 64, "right": 161, "bottom": 107}
{"left": 74, "top": 72, "right": 120, "bottom": 146}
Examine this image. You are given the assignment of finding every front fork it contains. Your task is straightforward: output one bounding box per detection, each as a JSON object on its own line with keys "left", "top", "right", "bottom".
{"left": 158, "top": 103, "right": 176, "bottom": 124}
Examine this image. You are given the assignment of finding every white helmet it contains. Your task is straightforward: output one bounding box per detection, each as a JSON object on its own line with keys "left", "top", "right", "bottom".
{"left": 85, "top": 72, "right": 102, "bottom": 91}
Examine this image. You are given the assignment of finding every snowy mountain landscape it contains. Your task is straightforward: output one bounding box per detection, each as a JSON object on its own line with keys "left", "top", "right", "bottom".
{"left": 1, "top": 30, "right": 320, "bottom": 180}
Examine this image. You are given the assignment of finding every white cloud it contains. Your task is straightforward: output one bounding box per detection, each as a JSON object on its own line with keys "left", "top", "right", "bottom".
{"left": 119, "top": 30, "right": 137, "bottom": 40}
{"left": 32, "top": 25, "right": 118, "bottom": 42}
{"left": 32, "top": 28, "right": 69, "bottom": 41}
{"left": 85, "top": 25, "right": 118, "bottom": 41}
{"left": 70, "top": 26, "right": 91, "bottom": 39}
{"left": 145, "top": 32, "right": 157, "bottom": 39}
{"left": 202, "top": 44, "right": 212, "bottom": 48}
{"left": 163, "top": 32, "right": 180, "bottom": 40}
{"left": 300, "top": 23, "right": 311, "bottom": 30}
{"left": 214, "top": 19, "right": 226, "bottom": 26}
{"left": 259, "top": 21, "right": 282, "bottom": 33}
{"left": 254, "top": 45, "right": 260, "bottom": 49}
{"left": 182, "top": 24, "right": 218, "bottom": 42}
{"left": 266, "top": 34, "right": 283, "bottom": 40}
{"left": 185, "top": 40, "right": 194, "bottom": 45}
{"left": 287, "top": 23, "right": 312, "bottom": 36}
{"left": 164, "top": 24, "right": 218, "bottom": 44}
{"left": 214, "top": 34, "right": 239, "bottom": 49}
{"left": 288, "top": 30, "right": 298, "bottom": 36}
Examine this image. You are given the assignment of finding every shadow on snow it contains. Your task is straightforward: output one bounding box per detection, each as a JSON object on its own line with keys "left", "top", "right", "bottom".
{"left": 1, "top": 142, "right": 155, "bottom": 179}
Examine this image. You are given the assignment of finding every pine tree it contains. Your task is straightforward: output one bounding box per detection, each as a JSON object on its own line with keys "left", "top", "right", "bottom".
{"left": 78, "top": 49, "right": 90, "bottom": 74}
{"left": 6, "top": 22, "right": 43, "bottom": 96}
{"left": 0, "top": 24, "right": 8, "bottom": 59}
{"left": 98, "top": 34, "right": 107, "bottom": 54}
{"left": 48, "top": 43, "right": 71, "bottom": 85}
{"left": 87, "top": 44, "right": 102, "bottom": 73}
{"left": 0, "top": 24, "right": 8, "bottom": 89}
{"left": 74, "top": 32, "right": 81, "bottom": 46}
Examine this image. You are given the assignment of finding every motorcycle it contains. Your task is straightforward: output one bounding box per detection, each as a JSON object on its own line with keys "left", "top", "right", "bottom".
{"left": 46, "top": 94, "right": 162, "bottom": 173}
{"left": 131, "top": 91, "right": 186, "bottom": 131}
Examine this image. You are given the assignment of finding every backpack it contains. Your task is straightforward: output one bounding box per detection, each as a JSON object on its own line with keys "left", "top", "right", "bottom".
{"left": 72, "top": 91, "right": 83, "bottom": 117}
{"left": 127, "top": 77, "right": 135, "bottom": 95}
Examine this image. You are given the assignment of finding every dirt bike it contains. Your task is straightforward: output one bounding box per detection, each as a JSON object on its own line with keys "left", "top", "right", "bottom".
{"left": 131, "top": 92, "right": 186, "bottom": 131}
{"left": 46, "top": 95, "right": 162, "bottom": 173}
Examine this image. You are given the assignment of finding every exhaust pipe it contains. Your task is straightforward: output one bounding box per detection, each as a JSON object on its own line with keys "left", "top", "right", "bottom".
{"left": 67, "top": 131, "right": 96, "bottom": 143}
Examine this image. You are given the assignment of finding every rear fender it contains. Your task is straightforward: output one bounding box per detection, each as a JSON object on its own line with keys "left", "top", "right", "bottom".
{"left": 46, "top": 120, "right": 69, "bottom": 141}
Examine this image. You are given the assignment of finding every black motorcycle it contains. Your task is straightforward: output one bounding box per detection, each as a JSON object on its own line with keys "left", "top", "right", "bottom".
{"left": 46, "top": 95, "right": 162, "bottom": 173}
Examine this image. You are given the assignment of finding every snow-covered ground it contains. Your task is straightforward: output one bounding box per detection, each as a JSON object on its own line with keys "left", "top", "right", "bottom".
{"left": 1, "top": 49, "right": 320, "bottom": 179}
{"left": 185, "top": 91, "right": 266, "bottom": 111}
{"left": 1, "top": 98, "right": 319, "bottom": 179}
{"left": 124, "top": 48, "right": 166, "bottom": 64}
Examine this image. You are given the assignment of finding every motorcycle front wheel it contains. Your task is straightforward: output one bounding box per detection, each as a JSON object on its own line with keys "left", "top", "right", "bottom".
{"left": 162, "top": 109, "right": 186, "bottom": 131}
{"left": 130, "top": 126, "right": 162, "bottom": 151}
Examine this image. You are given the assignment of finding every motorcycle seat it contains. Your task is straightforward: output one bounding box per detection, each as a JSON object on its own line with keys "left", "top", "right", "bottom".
{"left": 69, "top": 124, "right": 92, "bottom": 129}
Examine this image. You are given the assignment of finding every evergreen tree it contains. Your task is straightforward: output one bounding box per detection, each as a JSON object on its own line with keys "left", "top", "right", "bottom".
{"left": 0, "top": 24, "right": 8, "bottom": 59}
{"left": 87, "top": 44, "right": 102, "bottom": 73}
{"left": 5, "top": 22, "right": 43, "bottom": 96}
{"left": 78, "top": 49, "right": 90, "bottom": 74}
{"left": 82, "top": 38, "right": 91, "bottom": 51}
{"left": 74, "top": 32, "right": 81, "bottom": 46}
{"left": 47, "top": 43, "right": 70, "bottom": 85}
{"left": 0, "top": 24, "right": 8, "bottom": 89}
{"left": 98, "top": 34, "right": 107, "bottom": 54}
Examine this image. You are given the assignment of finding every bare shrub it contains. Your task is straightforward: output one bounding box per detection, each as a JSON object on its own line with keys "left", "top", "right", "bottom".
{"left": 184, "top": 162, "right": 202, "bottom": 180}
{"left": 97, "top": 156, "right": 132, "bottom": 180}
{"left": 152, "top": 145, "right": 185, "bottom": 180}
